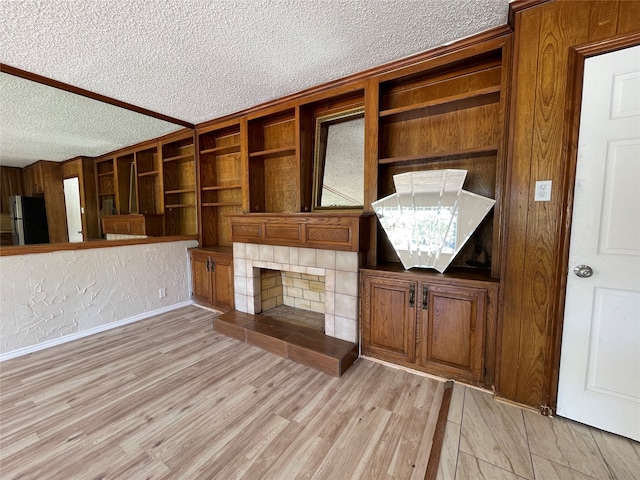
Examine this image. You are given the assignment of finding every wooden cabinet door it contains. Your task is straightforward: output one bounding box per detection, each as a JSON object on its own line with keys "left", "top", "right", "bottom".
{"left": 0, "top": 167, "right": 24, "bottom": 213}
{"left": 191, "top": 251, "right": 213, "bottom": 305}
{"left": 211, "top": 253, "right": 234, "bottom": 311}
{"left": 23, "top": 162, "right": 44, "bottom": 195}
{"left": 361, "top": 274, "right": 416, "bottom": 364}
{"left": 417, "top": 284, "right": 486, "bottom": 382}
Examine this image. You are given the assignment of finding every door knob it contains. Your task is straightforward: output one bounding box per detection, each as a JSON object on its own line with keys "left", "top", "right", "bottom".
{"left": 573, "top": 265, "right": 593, "bottom": 278}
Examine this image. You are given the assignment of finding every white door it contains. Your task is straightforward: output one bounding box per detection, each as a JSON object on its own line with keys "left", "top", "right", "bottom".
{"left": 63, "top": 177, "right": 83, "bottom": 243}
{"left": 557, "top": 45, "right": 640, "bottom": 441}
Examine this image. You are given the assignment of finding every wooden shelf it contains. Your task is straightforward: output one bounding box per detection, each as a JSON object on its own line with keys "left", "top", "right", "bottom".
{"left": 249, "top": 146, "right": 296, "bottom": 158}
{"left": 379, "top": 86, "right": 500, "bottom": 118}
{"left": 163, "top": 153, "right": 193, "bottom": 163}
{"left": 202, "top": 202, "right": 242, "bottom": 207}
{"left": 165, "top": 203, "right": 195, "bottom": 209}
{"left": 138, "top": 170, "right": 159, "bottom": 177}
{"left": 97, "top": 171, "right": 114, "bottom": 177}
{"left": 98, "top": 192, "right": 115, "bottom": 197}
{"left": 165, "top": 187, "right": 196, "bottom": 194}
{"left": 201, "top": 184, "right": 242, "bottom": 192}
{"left": 378, "top": 145, "right": 498, "bottom": 165}
{"left": 200, "top": 144, "right": 241, "bottom": 156}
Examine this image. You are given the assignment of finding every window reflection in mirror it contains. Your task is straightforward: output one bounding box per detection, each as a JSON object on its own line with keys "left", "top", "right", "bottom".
{"left": 312, "top": 107, "right": 364, "bottom": 209}
{"left": 372, "top": 170, "right": 496, "bottom": 273}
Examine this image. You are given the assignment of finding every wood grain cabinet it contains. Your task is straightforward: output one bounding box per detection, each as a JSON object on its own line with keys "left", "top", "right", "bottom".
{"left": 0, "top": 166, "right": 24, "bottom": 213}
{"left": 22, "top": 161, "right": 45, "bottom": 195}
{"left": 101, "top": 214, "right": 164, "bottom": 236}
{"left": 416, "top": 284, "right": 486, "bottom": 382}
{"left": 190, "top": 248, "right": 234, "bottom": 312}
{"left": 20, "top": 161, "right": 67, "bottom": 243}
{"left": 361, "top": 275, "right": 417, "bottom": 364}
{"left": 361, "top": 267, "right": 498, "bottom": 386}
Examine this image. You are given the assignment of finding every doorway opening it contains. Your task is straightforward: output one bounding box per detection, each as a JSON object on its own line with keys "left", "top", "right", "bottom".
{"left": 63, "top": 176, "right": 83, "bottom": 242}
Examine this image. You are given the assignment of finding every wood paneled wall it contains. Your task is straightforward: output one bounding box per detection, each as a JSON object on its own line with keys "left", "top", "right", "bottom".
{"left": 0, "top": 167, "right": 24, "bottom": 213}
{"left": 499, "top": 0, "right": 640, "bottom": 408}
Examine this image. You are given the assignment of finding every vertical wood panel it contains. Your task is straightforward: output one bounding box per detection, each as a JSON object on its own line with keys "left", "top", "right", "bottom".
{"left": 499, "top": 7, "right": 543, "bottom": 401}
{"left": 364, "top": 79, "right": 380, "bottom": 265}
{"left": 0, "top": 167, "right": 24, "bottom": 213}
{"left": 515, "top": 1, "right": 590, "bottom": 405}
{"left": 82, "top": 158, "right": 99, "bottom": 240}
{"left": 588, "top": 1, "right": 619, "bottom": 39}
{"left": 240, "top": 117, "right": 250, "bottom": 213}
{"left": 492, "top": 36, "right": 513, "bottom": 278}
{"left": 617, "top": 0, "right": 640, "bottom": 34}
{"left": 501, "top": 0, "right": 640, "bottom": 408}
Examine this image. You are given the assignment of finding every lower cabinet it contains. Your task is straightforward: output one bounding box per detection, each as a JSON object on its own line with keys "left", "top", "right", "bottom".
{"left": 361, "top": 275, "right": 416, "bottom": 364}
{"left": 190, "top": 247, "right": 234, "bottom": 312}
{"left": 361, "top": 267, "right": 498, "bottom": 386}
{"left": 416, "top": 284, "right": 486, "bottom": 382}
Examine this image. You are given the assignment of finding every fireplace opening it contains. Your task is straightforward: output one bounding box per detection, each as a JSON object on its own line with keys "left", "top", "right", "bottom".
{"left": 259, "top": 269, "right": 325, "bottom": 332}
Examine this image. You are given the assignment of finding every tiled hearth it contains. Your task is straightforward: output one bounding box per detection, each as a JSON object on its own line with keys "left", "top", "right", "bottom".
{"left": 232, "top": 242, "right": 360, "bottom": 343}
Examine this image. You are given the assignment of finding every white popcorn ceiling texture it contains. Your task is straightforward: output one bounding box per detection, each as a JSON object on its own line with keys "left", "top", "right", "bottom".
{"left": 0, "top": 74, "right": 183, "bottom": 165}
{"left": 1, "top": 0, "right": 508, "bottom": 125}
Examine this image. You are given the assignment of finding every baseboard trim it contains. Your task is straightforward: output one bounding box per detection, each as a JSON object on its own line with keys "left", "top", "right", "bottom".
{"left": 0, "top": 301, "right": 193, "bottom": 362}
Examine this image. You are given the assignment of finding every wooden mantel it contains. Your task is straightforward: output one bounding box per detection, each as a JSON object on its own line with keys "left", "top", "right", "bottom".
{"left": 227, "top": 213, "right": 371, "bottom": 252}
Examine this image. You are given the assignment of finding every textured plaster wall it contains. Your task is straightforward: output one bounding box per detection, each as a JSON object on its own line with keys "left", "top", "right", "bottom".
{"left": 0, "top": 240, "right": 197, "bottom": 355}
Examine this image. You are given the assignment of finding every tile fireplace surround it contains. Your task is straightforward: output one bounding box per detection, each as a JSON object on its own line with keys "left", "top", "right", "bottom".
{"left": 232, "top": 242, "right": 360, "bottom": 343}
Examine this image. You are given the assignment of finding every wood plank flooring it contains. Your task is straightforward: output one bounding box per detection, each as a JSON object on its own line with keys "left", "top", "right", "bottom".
{"left": 0, "top": 305, "right": 444, "bottom": 480}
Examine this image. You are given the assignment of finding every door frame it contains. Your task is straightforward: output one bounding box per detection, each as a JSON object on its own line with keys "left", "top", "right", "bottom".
{"left": 63, "top": 175, "right": 83, "bottom": 242}
{"left": 545, "top": 32, "right": 640, "bottom": 413}
{"left": 63, "top": 173, "right": 87, "bottom": 241}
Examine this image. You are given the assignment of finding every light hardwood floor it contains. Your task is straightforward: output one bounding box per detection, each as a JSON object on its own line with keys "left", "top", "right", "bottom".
{"left": 0, "top": 306, "right": 444, "bottom": 480}
{"left": 437, "top": 383, "right": 640, "bottom": 479}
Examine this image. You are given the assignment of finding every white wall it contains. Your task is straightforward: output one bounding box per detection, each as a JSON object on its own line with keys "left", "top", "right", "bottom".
{"left": 0, "top": 240, "right": 197, "bottom": 357}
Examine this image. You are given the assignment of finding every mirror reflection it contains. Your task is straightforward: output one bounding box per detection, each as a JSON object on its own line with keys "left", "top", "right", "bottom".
{"left": 0, "top": 69, "right": 192, "bottom": 248}
{"left": 313, "top": 107, "right": 364, "bottom": 209}
{"left": 372, "top": 169, "right": 495, "bottom": 273}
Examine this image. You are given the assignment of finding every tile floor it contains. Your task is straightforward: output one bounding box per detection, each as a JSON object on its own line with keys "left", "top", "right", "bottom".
{"left": 437, "top": 383, "right": 640, "bottom": 480}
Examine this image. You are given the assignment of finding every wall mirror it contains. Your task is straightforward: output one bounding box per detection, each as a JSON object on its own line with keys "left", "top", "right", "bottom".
{"left": 0, "top": 65, "right": 193, "bottom": 251}
{"left": 312, "top": 106, "right": 365, "bottom": 210}
{"left": 372, "top": 169, "right": 495, "bottom": 273}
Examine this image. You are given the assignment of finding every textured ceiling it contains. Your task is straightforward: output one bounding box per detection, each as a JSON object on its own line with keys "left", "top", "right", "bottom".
{"left": 0, "top": 73, "right": 183, "bottom": 166}
{"left": 0, "top": 0, "right": 510, "bottom": 166}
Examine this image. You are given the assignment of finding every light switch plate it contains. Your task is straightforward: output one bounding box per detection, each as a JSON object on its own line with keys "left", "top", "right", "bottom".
{"left": 535, "top": 180, "right": 552, "bottom": 201}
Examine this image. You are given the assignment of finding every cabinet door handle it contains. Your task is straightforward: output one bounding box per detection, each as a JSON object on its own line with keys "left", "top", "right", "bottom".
{"left": 409, "top": 285, "right": 415, "bottom": 308}
{"left": 206, "top": 258, "right": 211, "bottom": 272}
{"left": 422, "top": 285, "right": 429, "bottom": 310}
{"left": 210, "top": 259, "right": 215, "bottom": 272}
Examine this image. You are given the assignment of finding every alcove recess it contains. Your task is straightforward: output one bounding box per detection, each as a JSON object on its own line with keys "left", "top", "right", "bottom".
{"left": 298, "top": 89, "right": 365, "bottom": 208}
{"left": 161, "top": 131, "right": 196, "bottom": 236}
{"left": 375, "top": 43, "right": 509, "bottom": 279}
{"left": 135, "top": 146, "right": 161, "bottom": 215}
{"left": 246, "top": 108, "right": 308, "bottom": 213}
{"left": 197, "top": 120, "right": 243, "bottom": 247}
